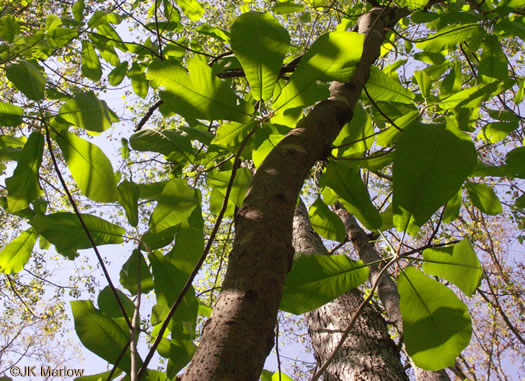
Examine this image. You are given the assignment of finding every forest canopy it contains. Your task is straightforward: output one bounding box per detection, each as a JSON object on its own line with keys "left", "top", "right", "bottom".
{"left": 0, "top": 0, "right": 523, "bottom": 380}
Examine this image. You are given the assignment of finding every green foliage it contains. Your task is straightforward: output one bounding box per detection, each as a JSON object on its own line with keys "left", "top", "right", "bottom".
{"left": 55, "top": 131, "right": 117, "bottom": 202}
{"left": 231, "top": 12, "right": 289, "bottom": 101}
{"left": 393, "top": 123, "right": 477, "bottom": 235}
{"left": 281, "top": 254, "right": 369, "bottom": 315}
{"left": 399, "top": 267, "right": 472, "bottom": 370}
{"left": 5, "top": 132, "right": 44, "bottom": 212}
{"left": 0, "top": 1, "right": 522, "bottom": 378}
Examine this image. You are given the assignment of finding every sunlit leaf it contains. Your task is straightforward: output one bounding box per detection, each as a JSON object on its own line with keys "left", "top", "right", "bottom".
{"left": 422, "top": 239, "right": 482, "bottom": 297}
{"left": 322, "top": 161, "right": 381, "bottom": 230}
{"left": 5, "top": 132, "right": 44, "bottom": 212}
{"left": 0, "top": 229, "right": 37, "bottom": 274}
{"left": 120, "top": 249, "right": 154, "bottom": 295}
{"left": 30, "top": 213, "right": 124, "bottom": 253}
{"left": 366, "top": 66, "right": 415, "bottom": 104}
{"left": 58, "top": 91, "right": 116, "bottom": 133}
{"left": 81, "top": 40, "right": 102, "bottom": 81}
{"left": 117, "top": 180, "right": 139, "bottom": 227}
{"left": 71, "top": 300, "right": 138, "bottom": 373}
{"left": 399, "top": 267, "right": 472, "bottom": 370}
{"left": 174, "top": 0, "right": 204, "bottom": 21}
{"left": 416, "top": 24, "right": 483, "bottom": 52}
{"left": 147, "top": 58, "right": 253, "bottom": 122}
{"left": 308, "top": 197, "right": 346, "bottom": 242}
{"left": 0, "top": 102, "right": 23, "bottom": 127}
{"left": 6, "top": 61, "right": 46, "bottom": 101}
{"left": 281, "top": 254, "right": 369, "bottom": 314}
{"left": 149, "top": 179, "right": 198, "bottom": 232}
{"left": 393, "top": 123, "right": 476, "bottom": 234}
{"left": 55, "top": 131, "right": 117, "bottom": 202}
{"left": 273, "top": 31, "right": 364, "bottom": 111}
{"left": 466, "top": 182, "right": 502, "bottom": 215}
{"left": 231, "top": 12, "right": 289, "bottom": 101}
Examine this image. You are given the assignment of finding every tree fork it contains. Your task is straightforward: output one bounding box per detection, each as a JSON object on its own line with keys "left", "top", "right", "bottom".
{"left": 182, "top": 6, "right": 409, "bottom": 381}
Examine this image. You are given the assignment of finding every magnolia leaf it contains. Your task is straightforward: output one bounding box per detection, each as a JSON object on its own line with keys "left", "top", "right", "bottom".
{"left": 81, "top": 40, "right": 102, "bottom": 81}
{"left": 399, "top": 267, "right": 472, "bottom": 370}
{"left": 30, "top": 213, "right": 124, "bottom": 253}
{"left": 58, "top": 91, "right": 116, "bottom": 133}
{"left": 366, "top": 66, "right": 415, "bottom": 104}
{"left": 0, "top": 229, "right": 37, "bottom": 274}
{"left": 280, "top": 254, "right": 369, "bottom": 315}
{"left": 231, "top": 12, "right": 289, "bottom": 101}
{"left": 393, "top": 123, "right": 476, "bottom": 234}
{"left": 56, "top": 131, "right": 117, "bottom": 202}
{"left": 466, "top": 182, "right": 502, "bottom": 215}
{"left": 149, "top": 179, "right": 198, "bottom": 233}
{"left": 71, "top": 300, "right": 138, "bottom": 373}
{"left": 0, "top": 102, "right": 23, "bottom": 126}
{"left": 147, "top": 58, "right": 253, "bottom": 122}
{"left": 117, "top": 180, "right": 140, "bottom": 227}
{"left": 308, "top": 197, "right": 346, "bottom": 242}
{"left": 120, "top": 249, "right": 154, "bottom": 295}
{"left": 6, "top": 61, "right": 46, "bottom": 101}
{"left": 422, "top": 239, "right": 482, "bottom": 297}
{"left": 273, "top": 31, "right": 364, "bottom": 111}
{"left": 322, "top": 161, "right": 381, "bottom": 230}
{"left": 5, "top": 132, "right": 44, "bottom": 212}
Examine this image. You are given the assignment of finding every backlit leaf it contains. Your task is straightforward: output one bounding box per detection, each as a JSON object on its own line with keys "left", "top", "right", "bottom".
{"left": 6, "top": 61, "right": 46, "bottom": 101}
{"left": 0, "top": 229, "right": 37, "bottom": 273}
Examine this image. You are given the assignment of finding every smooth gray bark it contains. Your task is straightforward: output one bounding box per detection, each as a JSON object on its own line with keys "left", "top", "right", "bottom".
{"left": 293, "top": 200, "right": 408, "bottom": 380}
{"left": 334, "top": 203, "right": 450, "bottom": 381}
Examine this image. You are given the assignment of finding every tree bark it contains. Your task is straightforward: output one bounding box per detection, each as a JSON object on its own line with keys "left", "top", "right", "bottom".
{"left": 292, "top": 200, "right": 408, "bottom": 380}
{"left": 333, "top": 203, "right": 450, "bottom": 381}
{"left": 183, "top": 6, "right": 409, "bottom": 381}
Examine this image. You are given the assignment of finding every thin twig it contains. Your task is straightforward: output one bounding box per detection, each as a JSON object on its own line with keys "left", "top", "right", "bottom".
{"left": 44, "top": 124, "right": 132, "bottom": 329}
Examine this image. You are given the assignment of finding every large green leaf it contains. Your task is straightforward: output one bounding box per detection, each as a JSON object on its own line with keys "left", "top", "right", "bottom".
{"left": 157, "top": 338, "right": 196, "bottom": 376}
{"left": 393, "top": 123, "right": 476, "bottom": 234}
{"left": 119, "top": 249, "right": 154, "bottom": 295}
{"left": 399, "top": 267, "right": 472, "bottom": 370}
{"left": 56, "top": 131, "right": 117, "bottom": 202}
{"left": 58, "top": 91, "right": 116, "bottom": 133}
{"left": 0, "top": 135, "right": 26, "bottom": 161}
{"left": 129, "top": 128, "right": 193, "bottom": 162}
{"left": 212, "top": 121, "right": 255, "bottom": 151}
{"left": 438, "top": 80, "right": 506, "bottom": 111}
{"left": 0, "top": 229, "right": 37, "bottom": 274}
{"left": 478, "top": 35, "right": 508, "bottom": 82}
{"left": 333, "top": 102, "right": 375, "bottom": 158}
{"left": 0, "top": 102, "right": 23, "bottom": 126}
{"left": 280, "top": 254, "right": 369, "bottom": 315}
{"left": 365, "top": 66, "right": 415, "bottom": 104}
{"left": 273, "top": 31, "right": 364, "bottom": 111}
{"left": 147, "top": 58, "right": 253, "bottom": 122}
{"left": 149, "top": 179, "right": 198, "bottom": 233}
{"left": 422, "top": 239, "right": 482, "bottom": 297}
{"left": 505, "top": 147, "right": 525, "bottom": 178}
{"left": 6, "top": 61, "right": 46, "bottom": 101}
{"left": 321, "top": 161, "right": 382, "bottom": 230}
{"left": 81, "top": 40, "right": 102, "bottom": 81}
{"left": 97, "top": 286, "right": 135, "bottom": 319}
{"left": 149, "top": 251, "right": 199, "bottom": 337}
{"left": 117, "top": 180, "right": 139, "bottom": 227}
{"left": 0, "top": 15, "right": 19, "bottom": 42}
{"left": 231, "top": 12, "right": 289, "bottom": 101}
{"left": 206, "top": 168, "right": 252, "bottom": 208}
{"left": 174, "top": 0, "right": 204, "bottom": 21}
{"left": 466, "top": 182, "right": 502, "bottom": 215}
{"left": 308, "top": 197, "right": 346, "bottom": 242}
{"left": 108, "top": 61, "right": 128, "bottom": 86}
{"left": 71, "top": 300, "right": 137, "bottom": 373}
{"left": 30, "top": 213, "right": 124, "bottom": 253}
{"left": 416, "top": 24, "right": 483, "bottom": 52}
{"left": 5, "top": 132, "right": 44, "bottom": 212}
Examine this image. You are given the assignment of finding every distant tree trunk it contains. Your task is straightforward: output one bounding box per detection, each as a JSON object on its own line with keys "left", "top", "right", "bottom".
{"left": 183, "top": 7, "right": 409, "bottom": 380}
{"left": 292, "top": 200, "right": 408, "bottom": 380}
{"left": 333, "top": 203, "right": 450, "bottom": 381}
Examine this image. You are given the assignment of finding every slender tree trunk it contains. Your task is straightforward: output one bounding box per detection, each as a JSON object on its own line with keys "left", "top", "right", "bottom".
{"left": 333, "top": 203, "right": 450, "bottom": 381}
{"left": 292, "top": 200, "right": 408, "bottom": 380}
{"left": 183, "top": 7, "right": 409, "bottom": 381}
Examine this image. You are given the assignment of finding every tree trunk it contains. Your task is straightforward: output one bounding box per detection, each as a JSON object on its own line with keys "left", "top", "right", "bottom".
{"left": 292, "top": 200, "right": 408, "bottom": 380}
{"left": 333, "top": 203, "right": 450, "bottom": 381}
{"left": 183, "top": 7, "right": 409, "bottom": 381}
